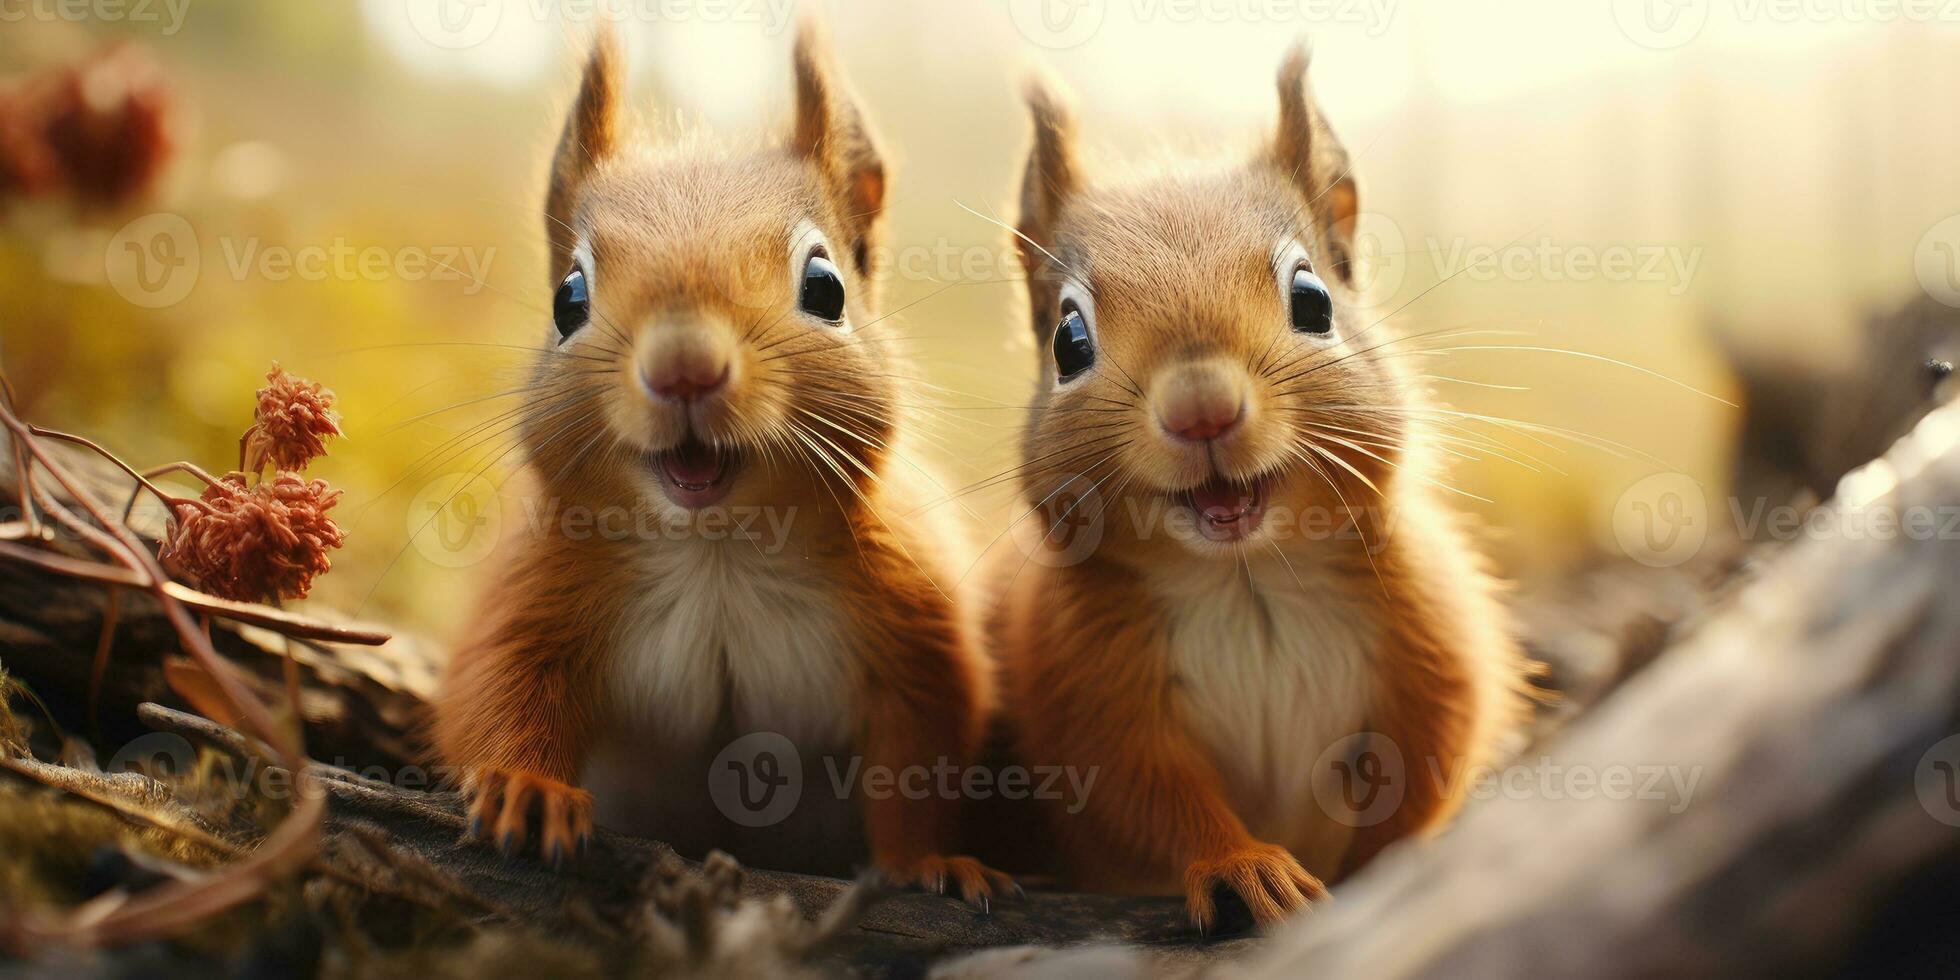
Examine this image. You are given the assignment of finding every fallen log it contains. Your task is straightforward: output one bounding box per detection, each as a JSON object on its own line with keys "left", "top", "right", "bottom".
{"left": 1247, "top": 400, "right": 1960, "bottom": 978}
{"left": 29, "top": 394, "right": 1957, "bottom": 975}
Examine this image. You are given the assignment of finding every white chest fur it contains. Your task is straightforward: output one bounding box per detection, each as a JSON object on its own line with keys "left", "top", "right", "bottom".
{"left": 1150, "top": 551, "right": 1378, "bottom": 872}
{"left": 606, "top": 536, "right": 857, "bottom": 751}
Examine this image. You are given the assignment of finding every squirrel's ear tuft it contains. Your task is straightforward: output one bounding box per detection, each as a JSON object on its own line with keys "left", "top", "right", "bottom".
{"left": 1272, "top": 40, "right": 1359, "bottom": 283}
{"left": 790, "top": 18, "right": 886, "bottom": 273}
{"left": 1015, "top": 71, "right": 1079, "bottom": 283}
{"left": 545, "top": 28, "right": 623, "bottom": 284}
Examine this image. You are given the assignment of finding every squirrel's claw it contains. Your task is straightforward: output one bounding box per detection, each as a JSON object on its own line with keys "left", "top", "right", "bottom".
{"left": 1182, "top": 843, "right": 1324, "bottom": 932}
{"left": 460, "top": 766, "right": 592, "bottom": 868}
{"left": 879, "top": 855, "right": 1018, "bottom": 910}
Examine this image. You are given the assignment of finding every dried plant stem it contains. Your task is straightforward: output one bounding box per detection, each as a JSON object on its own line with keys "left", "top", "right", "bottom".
{"left": 26, "top": 425, "right": 203, "bottom": 512}
{"left": 0, "top": 376, "right": 42, "bottom": 541}
{"left": 270, "top": 597, "right": 303, "bottom": 746}
{"left": 8, "top": 439, "right": 37, "bottom": 539}
{"left": 0, "top": 387, "right": 324, "bottom": 951}
{"left": 87, "top": 587, "right": 121, "bottom": 742}
{"left": 121, "top": 461, "right": 227, "bottom": 527}
{"left": 0, "top": 538, "right": 387, "bottom": 645}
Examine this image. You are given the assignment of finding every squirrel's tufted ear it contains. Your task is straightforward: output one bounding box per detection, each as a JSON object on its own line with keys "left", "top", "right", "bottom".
{"left": 790, "top": 19, "right": 885, "bottom": 273}
{"left": 1272, "top": 41, "right": 1359, "bottom": 284}
{"left": 545, "top": 29, "right": 622, "bottom": 286}
{"left": 1015, "top": 72, "right": 1079, "bottom": 271}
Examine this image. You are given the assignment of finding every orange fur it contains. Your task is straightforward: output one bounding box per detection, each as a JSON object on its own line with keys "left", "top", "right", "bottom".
{"left": 431, "top": 23, "right": 1006, "bottom": 898}
{"left": 989, "top": 45, "right": 1531, "bottom": 929}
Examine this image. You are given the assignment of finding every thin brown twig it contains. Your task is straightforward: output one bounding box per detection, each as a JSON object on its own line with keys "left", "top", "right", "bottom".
{"left": 26, "top": 426, "right": 205, "bottom": 512}
{"left": 8, "top": 438, "right": 38, "bottom": 539}
{"left": 121, "top": 461, "right": 227, "bottom": 528}
{"left": 1, "top": 376, "right": 42, "bottom": 541}
{"left": 0, "top": 540, "right": 389, "bottom": 645}
{"left": 87, "top": 587, "right": 121, "bottom": 742}
{"left": 269, "top": 597, "right": 302, "bottom": 744}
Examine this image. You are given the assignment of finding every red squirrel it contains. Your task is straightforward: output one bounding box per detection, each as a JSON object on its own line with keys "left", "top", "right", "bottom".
{"left": 430, "top": 24, "right": 1010, "bottom": 903}
{"left": 988, "top": 47, "right": 1532, "bottom": 929}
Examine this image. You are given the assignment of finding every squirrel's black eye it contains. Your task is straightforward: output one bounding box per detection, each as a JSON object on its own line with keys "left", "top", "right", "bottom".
{"left": 800, "top": 251, "right": 846, "bottom": 324}
{"left": 553, "top": 266, "right": 589, "bottom": 341}
{"left": 1290, "top": 265, "right": 1333, "bottom": 336}
{"left": 1052, "top": 301, "right": 1095, "bottom": 380}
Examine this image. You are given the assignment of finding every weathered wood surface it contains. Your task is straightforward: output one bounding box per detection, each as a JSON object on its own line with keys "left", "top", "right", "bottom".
{"left": 128, "top": 702, "right": 1231, "bottom": 976}
{"left": 1244, "top": 401, "right": 1960, "bottom": 979}
{"left": 0, "top": 448, "right": 1237, "bottom": 973}
{"left": 9, "top": 379, "right": 1960, "bottom": 976}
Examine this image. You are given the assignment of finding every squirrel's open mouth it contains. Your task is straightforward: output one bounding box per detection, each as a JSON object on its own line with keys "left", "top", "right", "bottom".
{"left": 651, "top": 437, "right": 739, "bottom": 509}
{"left": 1180, "top": 473, "right": 1270, "bottom": 542}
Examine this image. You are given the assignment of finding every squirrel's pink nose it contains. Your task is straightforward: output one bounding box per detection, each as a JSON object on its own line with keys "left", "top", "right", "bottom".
{"left": 643, "top": 360, "right": 729, "bottom": 404}
{"left": 1160, "top": 398, "right": 1243, "bottom": 443}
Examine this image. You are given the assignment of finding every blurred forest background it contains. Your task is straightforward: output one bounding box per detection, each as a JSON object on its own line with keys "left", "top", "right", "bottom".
{"left": 3, "top": 1, "right": 1959, "bottom": 639}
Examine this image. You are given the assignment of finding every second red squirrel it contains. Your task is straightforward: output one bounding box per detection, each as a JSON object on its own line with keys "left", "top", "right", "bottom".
{"left": 430, "top": 25, "right": 1010, "bottom": 903}
{"left": 987, "top": 47, "right": 1533, "bottom": 928}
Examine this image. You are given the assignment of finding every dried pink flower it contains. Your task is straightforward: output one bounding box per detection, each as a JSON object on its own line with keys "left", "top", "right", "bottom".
{"left": 240, "top": 364, "right": 341, "bottom": 473}
{"left": 162, "top": 472, "right": 345, "bottom": 602}
{"left": 0, "top": 44, "right": 178, "bottom": 206}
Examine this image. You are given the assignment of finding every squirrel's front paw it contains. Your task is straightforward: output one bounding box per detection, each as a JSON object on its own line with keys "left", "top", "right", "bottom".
{"left": 1183, "top": 842, "right": 1325, "bottom": 931}
{"left": 460, "top": 767, "right": 592, "bottom": 868}
{"left": 879, "top": 854, "right": 1019, "bottom": 911}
